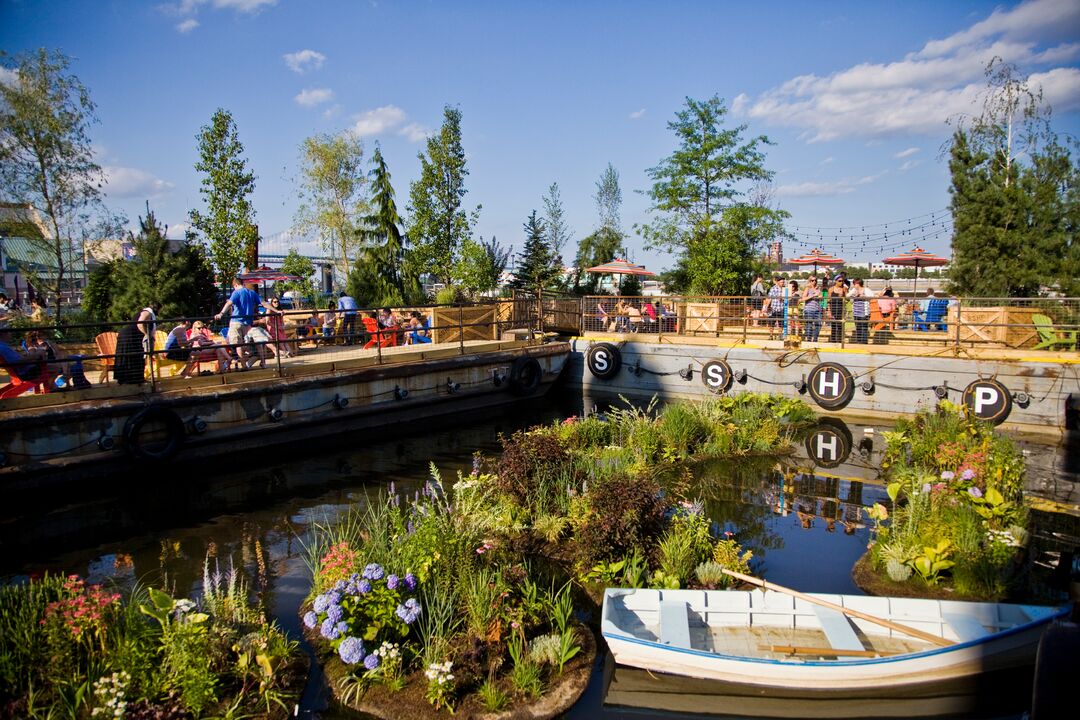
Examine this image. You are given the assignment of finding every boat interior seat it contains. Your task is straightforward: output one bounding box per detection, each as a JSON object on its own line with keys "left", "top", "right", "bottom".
{"left": 659, "top": 599, "right": 692, "bottom": 650}
{"left": 941, "top": 612, "right": 989, "bottom": 642}
{"left": 812, "top": 605, "right": 864, "bottom": 657}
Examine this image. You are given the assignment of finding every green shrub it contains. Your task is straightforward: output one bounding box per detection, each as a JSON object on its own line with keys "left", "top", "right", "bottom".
{"left": 573, "top": 474, "right": 667, "bottom": 566}
{"left": 657, "top": 509, "right": 713, "bottom": 585}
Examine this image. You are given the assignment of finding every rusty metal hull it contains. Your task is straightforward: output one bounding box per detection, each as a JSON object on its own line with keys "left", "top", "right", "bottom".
{"left": 0, "top": 343, "right": 568, "bottom": 486}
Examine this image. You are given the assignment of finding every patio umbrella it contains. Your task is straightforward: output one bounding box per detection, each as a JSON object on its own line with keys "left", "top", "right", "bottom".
{"left": 237, "top": 266, "right": 302, "bottom": 299}
{"left": 585, "top": 258, "right": 656, "bottom": 294}
{"left": 787, "top": 248, "right": 845, "bottom": 279}
{"left": 883, "top": 246, "right": 948, "bottom": 296}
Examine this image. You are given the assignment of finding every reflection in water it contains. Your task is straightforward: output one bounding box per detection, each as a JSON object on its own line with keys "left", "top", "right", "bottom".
{"left": 3, "top": 397, "right": 1076, "bottom": 718}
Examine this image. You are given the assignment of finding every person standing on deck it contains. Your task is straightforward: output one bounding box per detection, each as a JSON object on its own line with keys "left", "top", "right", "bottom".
{"left": 337, "top": 291, "right": 359, "bottom": 345}
{"left": 214, "top": 278, "right": 263, "bottom": 369}
{"left": 850, "top": 278, "right": 872, "bottom": 344}
{"left": 802, "top": 277, "right": 822, "bottom": 342}
{"left": 750, "top": 274, "right": 766, "bottom": 326}
{"left": 766, "top": 275, "right": 785, "bottom": 339}
{"left": 826, "top": 275, "right": 847, "bottom": 343}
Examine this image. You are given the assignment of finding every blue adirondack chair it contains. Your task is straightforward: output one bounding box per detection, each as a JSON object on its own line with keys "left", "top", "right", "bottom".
{"left": 914, "top": 298, "right": 949, "bottom": 332}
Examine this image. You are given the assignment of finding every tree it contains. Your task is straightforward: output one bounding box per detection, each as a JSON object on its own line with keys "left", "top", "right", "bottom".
{"left": 350, "top": 146, "right": 420, "bottom": 307}
{"left": 573, "top": 227, "right": 622, "bottom": 294}
{"left": 295, "top": 131, "right": 368, "bottom": 281}
{"left": 456, "top": 235, "right": 511, "bottom": 298}
{"left": 0, "top": 49, "right": 124, "bottom": 315}
{"left": 90, "top": 204, "right": 217, "bottom": 322}
{"left": 948, "top": 59, "right": 1079, "bottom": 297}
{"left": 638, "top": 95, "right": 787, "bottom": 296}
{"left": 541, "top": 182, "right": 572, "bottom": 261}
{"left": 595, "top": 163, "right": 622, "bottom": 235}
{"left": 280, "top": 249, "right": 317, "bottom": 307}
{"left": 407, "top": 106, "right": 479, "bottom": 286}
{"left": 510, "top": 211, "right": 560, "bottom": 294}
{"left": 190, "top": 108, "right": 258, "bottom": 282}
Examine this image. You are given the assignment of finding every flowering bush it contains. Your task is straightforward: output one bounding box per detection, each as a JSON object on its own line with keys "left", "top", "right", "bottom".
{"left": 91, "top": 671, "right": 130, "bottom": 718}
{"left": 319, "top": 542, "right": 361, "bottom": 589}
{"left": 306, "top": 564, "right": 421, "bottom": 671}
{"left": 424, "top": 660, "right": 455, "bottom": 711}
{"left": 41, "top": 575, "right": 121, "bottom": 645}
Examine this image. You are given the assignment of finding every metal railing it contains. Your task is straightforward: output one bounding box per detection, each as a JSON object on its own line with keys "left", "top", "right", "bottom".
{"left": 0, "top": 299, "right": 534, "bottom": 405}
{"left": 578, "top": 294, "right": 1080, "bottom": 352}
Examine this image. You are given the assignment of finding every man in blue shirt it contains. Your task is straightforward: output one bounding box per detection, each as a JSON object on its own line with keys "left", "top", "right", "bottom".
{"left": 214, "top": 277, "right": 265, "bottom": 369}
{"left": 337, "top": 291, "right": 359, "bottom": 345}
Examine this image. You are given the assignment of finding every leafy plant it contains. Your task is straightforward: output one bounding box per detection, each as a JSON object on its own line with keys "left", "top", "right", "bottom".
{"left": 555, "top": 628, "right": 581, "bottom": 673}
{"left": 478, "top": 674, "right": 510, "bottom": 711}
{"left": 911, "top": 540, "right": 955, "bottom": 585}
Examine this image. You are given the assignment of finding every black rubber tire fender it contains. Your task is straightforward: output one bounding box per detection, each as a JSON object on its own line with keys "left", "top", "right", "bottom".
{"left": 123, "top": 405, "right": 185, "bottom": 462}
{"left": 509, "top": 357, "right": 543, "bottom": 396}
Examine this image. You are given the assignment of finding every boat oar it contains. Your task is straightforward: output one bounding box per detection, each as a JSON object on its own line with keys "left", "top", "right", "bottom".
{"left": 721, "top": 569, "right": 953, "bottom": 648}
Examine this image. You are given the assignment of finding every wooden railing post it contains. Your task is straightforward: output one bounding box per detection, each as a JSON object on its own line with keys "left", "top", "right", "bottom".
{"left": 458, "top": 305, "right": 465, "bottom": 355}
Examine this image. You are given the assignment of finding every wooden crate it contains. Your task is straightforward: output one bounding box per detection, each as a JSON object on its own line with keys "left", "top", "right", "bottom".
{"left": 543, "top": 298, "right": 581, "bottom": 333}
{"left": 679, "top": 301, "right": 747, "bottom": 335}
{"left": 949, "top": 306, "right": 1040, "bottom": 348}
{"left": 432, "top": 305, "right": 497, "bottom": 344}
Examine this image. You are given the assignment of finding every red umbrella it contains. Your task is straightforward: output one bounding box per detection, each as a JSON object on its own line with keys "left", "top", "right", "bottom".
{"left": 237, "top": 266, "right": 301, "bottom": 283}
{"left": 787, "top": 248, "right": 846, "bottom": 278}
{"left": 883, "top": 246, "right": 948, "bottom": 296}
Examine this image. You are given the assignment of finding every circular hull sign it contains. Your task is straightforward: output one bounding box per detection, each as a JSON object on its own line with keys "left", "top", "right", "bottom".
{"left": 806, "top": 362, "right": 855, "bottom": 410}
{"left": 586, "top": 342, "right": 621, "bottom": 380}
{"left": 701, "top": 359, "right": 733, "bottom": 393}
{"left": 961, "top": 379, "right": 1012, "bottom": 424}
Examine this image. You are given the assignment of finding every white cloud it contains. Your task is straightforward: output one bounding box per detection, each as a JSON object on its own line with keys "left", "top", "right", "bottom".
{"left": 776, "top": 173, "right": 882, "bottom": 198}
{"left": 283, "top": 49, "right": 326, "bottom": 74}
{"left": 398, "top": 122, "right": 430, "bottom": 142}
{"left": 166, "top": 222, "right": 192, "bottom": 240}
{"left": 894, "top": 147, "right": 920, "bottom": 159}
{"left": 165, "top": 0, "right": 275, "bottom": 33}
{"left": 350, "top": 105, "right": 407, "bottom": 137}
{"left": 734, "top": 0, "right": 1080, "bottom": 141}
{"left": 102, "top": 166, "right": 174, "bottom": 199}
{"left": 819, "top": 156, "right": 834, "bottom": 165}
{"left": 294, "top": 88, "right": 334, "bottom": 107}
{"left": 212, "top": 0, "right": 277, "bottom": 11}
{"left": 899, "top": 159, "right": 921, "bottom": 172}
{"left": 629, "top": 108, "right": 646, "bottom": 119}
{"left": 0, "top": 66, "right": 17, "bottom": 87}
{"left": 176, "top": 18, "right": 199, "bottom": 33}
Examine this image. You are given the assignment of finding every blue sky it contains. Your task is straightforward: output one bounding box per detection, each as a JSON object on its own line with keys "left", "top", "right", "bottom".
{"left": 2, "top": 0, "right": 1078, "bottom": 272}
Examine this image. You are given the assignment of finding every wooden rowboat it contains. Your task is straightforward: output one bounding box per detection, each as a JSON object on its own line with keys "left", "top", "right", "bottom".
{"left": 601, "top": 588, "right": 1067, "bottom": 691}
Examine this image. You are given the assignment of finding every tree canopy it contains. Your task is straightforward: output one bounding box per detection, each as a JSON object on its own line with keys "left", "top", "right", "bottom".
{"left": 947, "top": 60, "right": 1079, "bottom": 297}
{"left": 189, "top": 108, "right": 258, "bottom": 282}
{"left": 510, "top": 211, "right": 560, "bottom": 294}
{"left": 638, "top": 95, "right": 786, "bottom": 296}
{"left": 0, "top": 48, "right": 123, "bottom": 314}
{"left": 406, "top": 106, "right": 479, "bottom": 287}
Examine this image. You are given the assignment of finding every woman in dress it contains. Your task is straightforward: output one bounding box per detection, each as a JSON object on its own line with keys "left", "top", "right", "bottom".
{"left": 264, "top": 297, "right": 292, "bottom": 357}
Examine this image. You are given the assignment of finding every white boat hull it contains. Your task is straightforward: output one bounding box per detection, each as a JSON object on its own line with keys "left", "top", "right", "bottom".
{"left": 601, "top": 588, "right": 1066, "bottom": 691}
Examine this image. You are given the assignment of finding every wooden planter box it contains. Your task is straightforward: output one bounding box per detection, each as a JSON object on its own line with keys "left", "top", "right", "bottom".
{"left": 949, "top": 306, "right": 1040, "bottom": 348}
{"left": 679, "top": 301, "right": 748, "bottom": 335}
{"left": 431, "top": 305, "right": 497, "bottom": 344}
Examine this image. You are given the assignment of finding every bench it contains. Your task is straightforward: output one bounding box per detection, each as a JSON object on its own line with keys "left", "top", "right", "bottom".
{"left": 659, "top": 599, "right": 692, "bottom": 649}
{"left": 942, "top": 612, "right": 989, "bottom": 642}
{"left": 812, "top": 605, "right": 864, "bottom": 653}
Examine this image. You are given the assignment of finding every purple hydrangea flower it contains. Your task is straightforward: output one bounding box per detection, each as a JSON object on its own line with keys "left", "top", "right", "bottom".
{"left": 326, "top": 604, "right": 344, "bottom": 623}
{"left": 321, "top": 618, "right": 343, "bottom": 640}
{"left": 338, "top": 636, "right": 365, "bottom": 665}
{"left": 386, "top": 574, "right": 399, "bottom": 590}
{"left": 358, "top": 580, "right": 372, "bottom": 594}
{"left": 403, "top": 573, "right": 418, "bottom": 591}
{"left": 941, "top": 471, "right": 956, "bottom": 481}
{"left": 345, "top": 582, "right": 359, "bottom": 596}
{"left": 968, "top": 486, "right": 983, "bottom": 499}
{"left": 961, "top": 469, "right": 976, "bottom": 481}
{"left": 313, "top": 593, "right": 331, "bottom": 614}
{"left": 396, "top": 597, "right": 422, "bottom": 624}
{"left": 333, "top": 579, "right": 348, "bottom": 591}
{"left": 303, "top": 611, "right": 318, "bottom": 629}
{"left": 361, "top": 563, "right": 384, "bottom": 581}
{"left": 327, "top": 590, "right": 343, "bottom": 605}
{"left": 364, "top": 653, "right": 380, "bottom": 671}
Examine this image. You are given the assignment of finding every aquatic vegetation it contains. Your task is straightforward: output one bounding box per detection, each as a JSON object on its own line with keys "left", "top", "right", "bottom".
{"left": 870, "top": 402, "right": 1030, "bottom": 599}
{"left": 0, "top": 568, "right": 302, "bottom": 719}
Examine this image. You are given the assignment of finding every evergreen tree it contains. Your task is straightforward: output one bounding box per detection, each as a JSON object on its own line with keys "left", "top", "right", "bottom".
{"left": 407, "top": 106, "right": 479, "bottom": 286}
{"left": 190, "top": 108, "right": 258, "bottom": 281}
{"left": 541, "top": 182, "right": 572, "bottom": 260}
{"left": 510, "top": 211, "right": 559, "bottom": 294}
{"left": 638, "top": 95, "right": 786, "bottom": 296}
{"left": 351, "top": 146, "right": 420, "bottom": 306}
{"left": 107, "top": 204, "right": 218, "bottom": 321}
{"left": 573, "top": 227, "right": 622, "bottom": 294}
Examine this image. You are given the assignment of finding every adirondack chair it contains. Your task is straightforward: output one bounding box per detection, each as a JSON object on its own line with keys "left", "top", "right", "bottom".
{"left": 1032, "top": 314, "right": 1078, "bottom": 350}
{"left": 0, "top": 356, "right": 52, "bottom": 398}
{"left": 151, "top": 330, "right": 186, "bottom": 379}
{"left": 869, "top": 304, "right": 895, "bottom": 333}
{"left": 914, "top": 298, "right": 949, "bottom": 332}
{"left": 94, "top": 331, "right": 118, "bottom": 383}
{"left": 361, "top": 316, "right": 395, "bottom": 348}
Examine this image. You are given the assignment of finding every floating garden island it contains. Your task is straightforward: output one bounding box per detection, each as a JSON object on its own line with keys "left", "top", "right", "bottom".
{"left": 857, "top": 401, "right": 1034, "bottom": 600}
{"left": 301, "top": 393, "right": 816, "bottom": 716}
